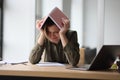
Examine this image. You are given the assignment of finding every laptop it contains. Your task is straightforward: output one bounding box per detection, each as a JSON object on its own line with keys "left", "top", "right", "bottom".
{"left": 39, "top": 7, "right": 68, "bottom": 29}
{"left": 69, "top": 45, "right": 120, "bottom": 71}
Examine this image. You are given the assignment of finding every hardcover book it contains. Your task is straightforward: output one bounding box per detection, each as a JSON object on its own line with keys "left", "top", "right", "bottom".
{"left": 40, "top": 7, "right": 68, "bottom": 29}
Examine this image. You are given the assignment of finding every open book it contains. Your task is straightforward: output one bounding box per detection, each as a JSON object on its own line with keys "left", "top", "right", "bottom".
{"left": 40, "top": 7, "right": 69, "bottom": 29}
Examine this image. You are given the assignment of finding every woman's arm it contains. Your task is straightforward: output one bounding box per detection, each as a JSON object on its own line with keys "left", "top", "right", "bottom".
{"left": 29, "top": 43, "right": 45, "bottom": 64}
{"left": 29, "top": 32, "right": 46, "bottom": 64}
{"left": 59, "top": 19, "right": 80, "bottom": 66}
{"left": 63, "top": 31, "right": 80, "bottom": 66}
{"left": 29, "top": 19, "right": 46, "bottom": 64}
{"left": 59, "top": 18, "right": 69, "bottom": 47}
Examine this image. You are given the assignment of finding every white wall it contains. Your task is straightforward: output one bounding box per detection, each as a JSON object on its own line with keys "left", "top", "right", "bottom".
{"left": 83, "top": 0, "right": 98, "bottom": 48}
{"left": 104, "top": 0, "right": 120, "bottom": 45}
{"left": 97, "top": 0, "right": 105, "bottom": 53}
{"left": 71, "top": 0, "right": 83, "bottom": 47}
{"left": 42, "top": 0, "right": 62, "bottom": 17}
{"left": 3, "top": 0, "right": 35, "bottom": 62}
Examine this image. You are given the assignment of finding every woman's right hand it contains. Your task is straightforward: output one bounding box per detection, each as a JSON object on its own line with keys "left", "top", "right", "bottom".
{"left": 36, "top": 18, "right": 46, "bottom": 44}
{"left": 36, "top": 19, "right": 44, "bottom": 30}
{"left": 36, "top": 17, "right": 47, "bottom": 35}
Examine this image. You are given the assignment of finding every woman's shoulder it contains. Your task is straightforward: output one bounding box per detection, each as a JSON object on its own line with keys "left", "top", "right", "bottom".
{"left": 66, "top": 30, "right": 77, "bottom": 36}
{"left": 66, "top": 30, "right": 78, "bottom": 39}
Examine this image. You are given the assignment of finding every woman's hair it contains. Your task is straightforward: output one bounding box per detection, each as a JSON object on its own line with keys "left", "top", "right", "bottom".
{"left": 43, "top": 17, "right": 56, "bottom": 36}
{"left": 43, "top": 17, "right": 55, "bottom": 29}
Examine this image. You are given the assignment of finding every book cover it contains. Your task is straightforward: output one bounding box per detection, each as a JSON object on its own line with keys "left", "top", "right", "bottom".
{"left": 39, "top": 7, "right": 68, "bottom": 29}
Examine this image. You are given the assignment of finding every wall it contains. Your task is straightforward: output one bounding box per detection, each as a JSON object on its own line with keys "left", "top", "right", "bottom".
{"left": 70, "top": 0, "right": 83, "bottom": 47}
{"left": 83, "top": 0, "right": 120, "bottom": 51}
{"left": 3, "top": 0, "right": 35, "bottom": 62}
{"left": 42, "top": 0, "right": 62, "bottom": 17}
{"left": 82, "top": 0, "right": 98, "bottom": 48}
{"left": 104, "top": 0, "right": 120, "bottom": 45}
{"left": 97, "top": 0, "right": 105, "bottom": 53}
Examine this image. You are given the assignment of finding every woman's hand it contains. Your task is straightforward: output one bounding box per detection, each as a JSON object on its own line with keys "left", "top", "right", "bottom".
{"left": 59, "top": 18, "right": 70, "bottom": 35}
{"left": 36, "top": 18, "right": 46, "bottom": 45}
{"left": 59, "top": 18, "right": 70, "bottom": 47}
{"left": 36, "top": 17, "right": 47, "bottom": 32}
{"left": 36, "top": 19, "right": 44, "bottom": 30}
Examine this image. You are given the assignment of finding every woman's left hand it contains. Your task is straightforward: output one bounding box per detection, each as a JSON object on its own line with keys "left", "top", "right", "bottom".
{"left": 59, "top": 18, "right": 70, "bottom": 35}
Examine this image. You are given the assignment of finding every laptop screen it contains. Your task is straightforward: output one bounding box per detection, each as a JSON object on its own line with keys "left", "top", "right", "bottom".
{"left": 89, "top": 45, "right": 120, "bottom": 70}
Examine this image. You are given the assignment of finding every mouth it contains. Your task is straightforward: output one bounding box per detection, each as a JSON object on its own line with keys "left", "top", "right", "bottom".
{"left": 50, "top": 38, "right": 59, "bottom": 43}
{"left": 51, "top": 37, "right": 58, "bottom": 40}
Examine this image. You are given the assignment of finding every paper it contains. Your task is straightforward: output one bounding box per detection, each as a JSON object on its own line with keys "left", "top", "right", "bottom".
{"left": 0, "top": 61, "right": 7, "bottom": 65}
{"left": 36, "top": 62, "right": 65, "bottom": 67}
{"left": 3, "top": 60, "right": 28, "bottom": 65}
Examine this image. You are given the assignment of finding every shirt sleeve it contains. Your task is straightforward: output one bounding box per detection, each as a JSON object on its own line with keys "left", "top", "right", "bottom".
{"left": 29, "top": 43, "right": 45, "bottom": 64}
{"left": 63, "top": 31, "right": 80, "bottom": 66}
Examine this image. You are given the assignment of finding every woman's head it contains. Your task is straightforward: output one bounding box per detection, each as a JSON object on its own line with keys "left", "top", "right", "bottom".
{"left": 43, "top": 18, "right": 60, "bottom": 44}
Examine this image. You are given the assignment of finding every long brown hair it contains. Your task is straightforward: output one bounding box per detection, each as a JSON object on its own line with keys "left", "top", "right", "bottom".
{"left": 43, "top": 17, "right": 56, "bottom": 38}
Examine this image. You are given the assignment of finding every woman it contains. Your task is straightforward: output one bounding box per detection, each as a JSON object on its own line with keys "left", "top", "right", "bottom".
{"left": 29, "top": 17, "right": 80, "bottom": 66}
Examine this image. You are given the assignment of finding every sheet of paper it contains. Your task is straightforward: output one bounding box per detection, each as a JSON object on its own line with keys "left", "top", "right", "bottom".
{"left": 0, "top": 61, "right": 7, "bottom": 65}
{"left": 36, "top": 62, "right": 65, "bottom": 67}
{"left": 3, "top": 60, "right": 28, "bottom": 65}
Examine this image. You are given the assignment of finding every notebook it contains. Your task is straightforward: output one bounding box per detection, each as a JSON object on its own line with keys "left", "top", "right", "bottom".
{"left": 69, "top": 45, "right": 120, "bottom": 71}
{"left": 40, "top": 7, "right": 68, "bottom": 29}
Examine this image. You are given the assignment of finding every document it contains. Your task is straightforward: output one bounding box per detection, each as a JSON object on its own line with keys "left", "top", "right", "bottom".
{"left": 0, "top": 61, "right": 7, "bottom": 65}
{"left": 3, "top": 60, "right": 28, "bottom": 65}
{"left": 36, "top": 62, "right": 65, "bottom": 67}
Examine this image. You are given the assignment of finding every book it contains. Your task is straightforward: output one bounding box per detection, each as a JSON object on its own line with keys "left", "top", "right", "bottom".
{"left": 40, "top": 7, "right": 68, "bottom": 29}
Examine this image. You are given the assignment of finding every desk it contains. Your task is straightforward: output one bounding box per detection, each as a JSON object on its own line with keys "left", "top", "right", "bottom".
{"left": 0, "top": 63, "right": 120, "bottom": 80}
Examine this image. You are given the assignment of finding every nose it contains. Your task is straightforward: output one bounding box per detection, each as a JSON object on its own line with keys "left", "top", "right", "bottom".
{"left": 50, "top": 32, "right": 55, "bottom": 38}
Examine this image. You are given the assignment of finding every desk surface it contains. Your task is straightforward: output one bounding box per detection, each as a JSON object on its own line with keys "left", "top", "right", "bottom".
{"left": 0, "top": 63, "right": 120, "bottom": 80}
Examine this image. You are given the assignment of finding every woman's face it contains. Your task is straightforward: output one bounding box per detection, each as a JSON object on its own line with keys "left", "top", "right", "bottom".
{"left": 46, "top": 25, "right": 60, "bottom": 44}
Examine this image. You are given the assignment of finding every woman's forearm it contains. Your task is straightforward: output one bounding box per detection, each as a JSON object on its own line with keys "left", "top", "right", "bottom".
{"left": 29, "top": 44, "right": 44, "bottom": 64}
{"left": 59, "top": 33, "right": 68, "bottom": 48}
{"left": 37, "top": 33, "right": 45, "bottom": 46}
